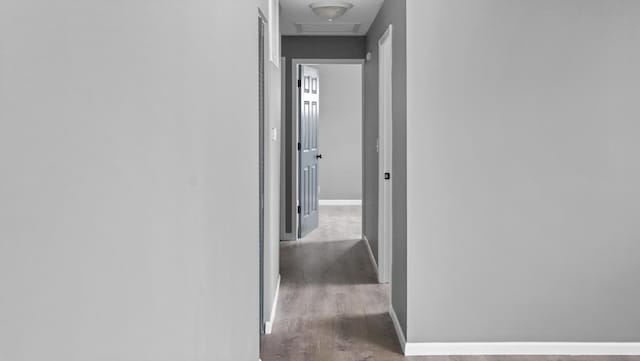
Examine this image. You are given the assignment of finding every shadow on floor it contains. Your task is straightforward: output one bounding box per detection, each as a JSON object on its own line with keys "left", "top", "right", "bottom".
{"left": 261, "top": 312, "right": 405, "bottom": 361}
{"left": 314, "top": 312, "right": 402, "bottom": 354}
{"left": 281, "top": 239, "right": 378, "bottom": 286}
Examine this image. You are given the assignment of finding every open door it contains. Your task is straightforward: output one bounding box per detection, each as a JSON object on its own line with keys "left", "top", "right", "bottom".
{"left": 298, "top": 65, "right": 321, "bottom": 238}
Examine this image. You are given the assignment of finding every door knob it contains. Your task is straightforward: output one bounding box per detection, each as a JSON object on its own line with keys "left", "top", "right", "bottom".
{"left": 316, "top": 154, "right": 323, "bottom": 159}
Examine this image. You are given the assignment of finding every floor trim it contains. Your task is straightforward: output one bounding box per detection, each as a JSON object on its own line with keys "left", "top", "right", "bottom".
{"left": 264, "top": 274, "right": 281, "bottom": 335}
{"left": 389, "top": 306, "right": 407, "bottom": 355}
{"left": 318, "top": 199, "right": 362, "bottom": 206}
{"left": 403, "top": 342, "right": 640, "bottom": 356}
{"left": 390, "top": 306, "right": 640, "bottom": 356}
{"left": 362, "top": 234, "right": 378, "bottom": 280}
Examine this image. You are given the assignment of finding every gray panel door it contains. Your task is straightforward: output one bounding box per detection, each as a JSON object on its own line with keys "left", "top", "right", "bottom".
{"left": 298, "top": 65, "right": 321, "bottom": 238}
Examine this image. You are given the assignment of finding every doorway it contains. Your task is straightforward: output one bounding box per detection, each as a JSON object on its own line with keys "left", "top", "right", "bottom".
{"left": 287, "top": 59, "right": 365, "bottom": 240}
{"left": 265, "top": 56, "right": 397, "bottom": 361}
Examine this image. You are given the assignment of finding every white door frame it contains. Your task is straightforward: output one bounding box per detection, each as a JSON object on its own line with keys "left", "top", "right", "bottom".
{"left": 279, "top": 56, "right": 288, "bottom": 241}
{"left": 377, "top": 25, "right": 393, "bottom": 284}
{"left": 288, "top": 58, "right": 365, "bottom": 240}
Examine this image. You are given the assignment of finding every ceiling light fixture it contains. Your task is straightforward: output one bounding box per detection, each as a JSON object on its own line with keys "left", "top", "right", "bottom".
{"left": 309, "top": 1, "right": 354, "bottom": 21}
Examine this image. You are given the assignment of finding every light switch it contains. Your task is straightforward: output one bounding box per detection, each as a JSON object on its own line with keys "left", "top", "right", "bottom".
{"left": 272, "top": 127, "right": 278, "bottom": 141}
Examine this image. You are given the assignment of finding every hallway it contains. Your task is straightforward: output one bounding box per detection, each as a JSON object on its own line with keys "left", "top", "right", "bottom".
{"left": 261, "top": 205, "right": 402, "bottom": 360}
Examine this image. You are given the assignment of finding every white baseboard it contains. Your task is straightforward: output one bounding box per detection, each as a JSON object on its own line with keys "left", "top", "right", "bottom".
{"left": 403, "top": 342, "right": 640, "bottom": 356}
{"left": 389, "top": 306, "right": 640, "bottom": 356}
{"left": 318, "top": 199, "right": 362, "bottom": 206}
{"left": 362, "top": 234, "right": 378, "bottom": 280}
{"left": 264, "top": 274, "right": 281, "bottom": 335}
{"left": 389, "top": 306, "right": 407, "bottom": 354}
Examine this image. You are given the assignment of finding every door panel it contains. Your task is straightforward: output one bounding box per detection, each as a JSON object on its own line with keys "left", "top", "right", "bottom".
{"left": 299, "top": 65, "right": 320, "bottom": 238}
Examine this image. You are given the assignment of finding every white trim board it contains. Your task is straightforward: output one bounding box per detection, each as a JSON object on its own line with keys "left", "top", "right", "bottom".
{"left": 389, "top": 306, "right": 407, "bottom": 354}
{"left": 362, "top": 234, "right": 378, "bottom": 280}
{"left": 318, "top": 199, "right": 362, "bottom": 206}
{"left": 264, "top": 274, "right": 281, "bottom": 334}
{"left": 402, "top": 342, "right": 640, "bottom": 356}
{"left": 389, "top": 306, "right": 640, "bottom": 356}
{"left": 377, "top": 24, "right": 393, "bottom": 285}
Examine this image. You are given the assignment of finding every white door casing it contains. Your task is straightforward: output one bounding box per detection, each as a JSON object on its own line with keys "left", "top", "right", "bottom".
{"left": 378, "top": 24, "right": 393, "bottom": 284}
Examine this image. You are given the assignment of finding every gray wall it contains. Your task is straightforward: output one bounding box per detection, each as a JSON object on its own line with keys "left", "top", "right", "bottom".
{"left": 281, "top": 36, "right": 366, "bottom": 236}
{"left": 0, "top": 1, "right": 260, "bottom": 360}
{"left": 364, "top": 0, "right": 408, "bottom": 335}
{"left": 315, "top": 64, "right": 363, "bottom": 201}
{"left": 406, "top": 0, "right": 640, "bottom": 342}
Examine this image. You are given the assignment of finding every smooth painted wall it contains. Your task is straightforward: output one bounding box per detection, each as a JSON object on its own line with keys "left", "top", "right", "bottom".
{"left": 406, "top": 0, "right": 640, "bottom": 342}
{"left": 0, "top": 1, "right": 259, "bottom": 360}
{"left": 281, "top": 36, "right": 366, "bottom": 237}
{"left": 315, "top": 64, "right": 362, "bottom": 201}
{"left": 364, "top": 0, "right": 408, "bottom": 334}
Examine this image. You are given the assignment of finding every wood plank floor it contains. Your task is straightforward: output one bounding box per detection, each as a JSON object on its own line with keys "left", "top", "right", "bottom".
{"left": 260, "top": 206, "right": 638, "bottom": 361}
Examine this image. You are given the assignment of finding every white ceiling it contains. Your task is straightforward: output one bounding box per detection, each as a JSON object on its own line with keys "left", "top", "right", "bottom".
{"left": 280, "top": 0, "right": 384, "bottom": 36}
